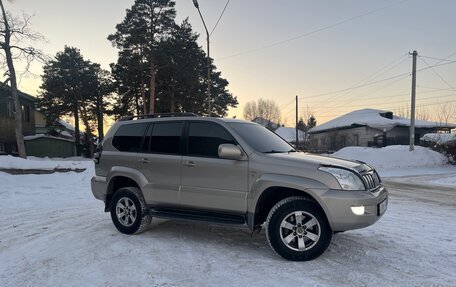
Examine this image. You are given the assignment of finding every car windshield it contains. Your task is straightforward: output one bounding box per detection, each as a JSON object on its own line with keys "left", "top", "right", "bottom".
{"left": 229, "top": 123, "right": 296, "bottom": 153}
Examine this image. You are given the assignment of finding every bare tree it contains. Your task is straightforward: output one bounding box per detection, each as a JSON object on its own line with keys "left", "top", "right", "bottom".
{"left": 395, "top": 105, "right": 431, "bottom": 121}
{"left": 435, "top": 102, "right": 455, "bottom": 128}
{"left": 243, "top": 98, "right": 281, "bottom": 124}
{"left": 0, "top": 0, "right": 46, "bottom": 158}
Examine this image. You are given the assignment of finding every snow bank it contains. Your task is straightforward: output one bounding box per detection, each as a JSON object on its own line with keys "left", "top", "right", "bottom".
{"left": 332, "top": 145, "right": 449, "bottom": 171}
{"left": 0, "top": 155, "right": 92, "bottom": 170}
{"left": 421, "top": 133, "right": 456, "bottom": 144}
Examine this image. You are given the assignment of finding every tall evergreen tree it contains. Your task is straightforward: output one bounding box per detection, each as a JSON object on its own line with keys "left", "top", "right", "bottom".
{"left": 39, "top": 46, "right": 112, "bottom": 155}
{"left": 108, "top": 0, "right": 176, "bottom": 114}
{"left": 109, "top": 5, "right": 237, "bottom": 118}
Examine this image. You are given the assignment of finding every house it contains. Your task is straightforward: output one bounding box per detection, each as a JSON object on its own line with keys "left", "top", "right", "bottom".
{"left": 0, "top": 86, "right": 36, "bottom": 155}
{"left": 27, "top": 111, "right": 77, "bottom": 157}
{"left": 308, "top": 108, "right": 456, "bottom": 152}
{"left": 35, "top": 110, "right": 75, "bottom": 140}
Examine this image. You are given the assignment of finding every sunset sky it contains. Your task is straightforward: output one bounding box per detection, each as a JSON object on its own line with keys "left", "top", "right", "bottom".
{"left": 4, "top": 0, "right": 456, "bottom": 126}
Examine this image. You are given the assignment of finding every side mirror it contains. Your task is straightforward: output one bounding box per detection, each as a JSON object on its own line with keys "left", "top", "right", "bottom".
{"left": 218, "top": 144, "right": 244, "bottom": 160}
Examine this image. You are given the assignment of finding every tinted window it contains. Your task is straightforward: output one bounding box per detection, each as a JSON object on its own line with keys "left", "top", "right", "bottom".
{"left": 148, "top": 122, "right": 183, "bottom": 155}
{"left": 188, "top": 122, "right": 236, "bottom": 158}
{"left": 229, "top": 123, "right": 294, "bottom": 153}
{"left": 112, "top": 123, "right": 148, "bottom": 152}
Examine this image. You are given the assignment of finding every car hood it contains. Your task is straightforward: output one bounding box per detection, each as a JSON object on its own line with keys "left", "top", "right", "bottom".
{"left": 263, "top": 152, "right": 371, "bottom": 173}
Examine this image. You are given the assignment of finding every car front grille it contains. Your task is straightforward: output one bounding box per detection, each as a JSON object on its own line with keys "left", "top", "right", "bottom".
{"left": 362, "top": 172, "right": 381, "bottom": 190}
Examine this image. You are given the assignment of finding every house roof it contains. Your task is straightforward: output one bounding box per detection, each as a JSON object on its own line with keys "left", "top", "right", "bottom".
{"left": 309, "top": 108, "right": 456, "bottom": 134}
{"left": 274, "top": 127, "right": 306, "bottom": 142}
{"left": 0, "top": 85, "right": 37, "bottom": 103}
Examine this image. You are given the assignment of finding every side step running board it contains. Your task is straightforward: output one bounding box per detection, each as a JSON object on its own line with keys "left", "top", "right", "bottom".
{"left": 148, "top": 207, "right": 246, "bottom": 225}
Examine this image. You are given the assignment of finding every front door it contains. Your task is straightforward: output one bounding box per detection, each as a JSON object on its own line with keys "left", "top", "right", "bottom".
{"left": 180, "top": 122, "right": 249, "bottom": 213}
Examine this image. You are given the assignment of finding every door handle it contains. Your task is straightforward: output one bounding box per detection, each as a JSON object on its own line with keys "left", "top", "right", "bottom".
{"left": 183, "top": 161, "right": 196, "bottom": 168}
{"left": 138, "top": 158, "right": 150, "bottom": 164}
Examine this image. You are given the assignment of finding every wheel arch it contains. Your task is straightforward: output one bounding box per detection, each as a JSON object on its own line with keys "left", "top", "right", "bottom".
{"left": 249, "top": 186, "right": 329, "bottom": 229}
{"left": 105, "top": 167, "right": 147, "bottom": 211}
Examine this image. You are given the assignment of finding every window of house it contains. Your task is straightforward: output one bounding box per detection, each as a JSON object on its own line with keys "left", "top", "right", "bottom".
{"left": 354, "top": 134, "right": 359, "bottom": 146}
{"left": 188, "top": 122, "right": 236, "bottom": 158}
{"left": 6, "top": 100, "right": 13, "bottom": 118}
{"left": 112, "top": 123, "right": 148, "bottom": 152}
{"left": 22, "top": 105, "right": 31, "bottom": 123}
{"left": 0, "top": 143, "right": 5, "bottom": 153}
{"left": 147, "top": 122, "right": 183, "bottom": 155}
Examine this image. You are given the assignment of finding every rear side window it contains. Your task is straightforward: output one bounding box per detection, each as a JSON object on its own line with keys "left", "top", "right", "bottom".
{"left": 112, "top": 123, "right": 148, "bottom": 152}
{"left": 188, "top": 122, "right": 236, "bottom": 158}
{"left": 147, "top": 122, "right": 183, "bottom": 155}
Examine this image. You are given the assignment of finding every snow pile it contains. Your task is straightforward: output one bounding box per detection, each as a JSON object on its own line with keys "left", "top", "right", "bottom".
{"left": 309, "top": 108, "right": 456, "bottom": 133}
{"left": 421, "top": 133, "right": 456, "bottom": 144}
{"left": 332, "top": 145, "right": 449, "bottom": 172}
{"left": 0, "top": 155, "right": 91, "bottom": 170}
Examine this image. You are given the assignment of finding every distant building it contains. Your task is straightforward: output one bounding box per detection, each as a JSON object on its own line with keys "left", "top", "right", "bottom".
{"left": 308, "top": 108, "right": 456, "bottom": 152}
{"left": 27, "top": 111, "right": 77, "bottom": 157}
{"left": 0, "top": 86, "right": 36, "bottom": 155}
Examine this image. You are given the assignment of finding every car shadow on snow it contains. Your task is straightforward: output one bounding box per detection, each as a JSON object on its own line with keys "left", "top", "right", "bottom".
{"left": 126, "top": 218, "right": 391, "bottom": 262}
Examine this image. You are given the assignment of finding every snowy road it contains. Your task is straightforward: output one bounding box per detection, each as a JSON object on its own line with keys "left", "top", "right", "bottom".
{"left": 1, "top": 166, "right": 455, "bottom": 287}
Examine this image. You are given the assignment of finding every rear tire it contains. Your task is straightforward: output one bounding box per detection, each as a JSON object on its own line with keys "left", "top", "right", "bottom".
{"left": 266, "top": 196, "right": 332, "bottom": 261}
{"left": 110, "top": 187, "right": 152, "bottom": 234}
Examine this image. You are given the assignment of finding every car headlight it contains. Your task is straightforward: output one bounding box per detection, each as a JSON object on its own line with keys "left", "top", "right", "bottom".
{"left": 319, "top": 167, "right": 365, "bottom": 191}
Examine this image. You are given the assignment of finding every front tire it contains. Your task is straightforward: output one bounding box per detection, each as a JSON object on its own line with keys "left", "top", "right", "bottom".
{"left": 110, "top": 187, "right": 152, "bottom": 234}
{"left": 266, "top": 196, "right": 332, "bottom": 261}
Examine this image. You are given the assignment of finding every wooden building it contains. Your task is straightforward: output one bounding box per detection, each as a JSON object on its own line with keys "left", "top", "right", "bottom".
{"left": 0, "top": 86, "right": 36, "bottom": 155}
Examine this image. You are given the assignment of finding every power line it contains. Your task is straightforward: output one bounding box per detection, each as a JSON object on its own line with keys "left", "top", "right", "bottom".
{"left": 418, "top": 56, "right": 455, "bottom": 91}
{"left": 216, "top": 0, "right": 410, "bottom": 61}
{"left": 312, "top": 54, "right": 409, "bottom": 106}
{"left": 210, "top": 0, "right": 230, "bottom": 36}
{"left": 313, "top": 93, "right": 456, "bottom": 111}
{"left": 308, "top": 99, "right": 456, "bottom": 118}
{"left": 279, "top": 98, "right": 295, "bottom": 110}
{"left": 298, "top": 59, "right": 456, "bottom": 101}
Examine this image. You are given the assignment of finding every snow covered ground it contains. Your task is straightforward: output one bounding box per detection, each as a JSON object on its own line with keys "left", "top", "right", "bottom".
{"left": 1, "top": 157, "right": 455, "bottom": 286}
{"left": 332, "top": 145, "right": 456, "bottom": 184}
{"left": 0, "top": 155, "right": 90, "bottom": 170}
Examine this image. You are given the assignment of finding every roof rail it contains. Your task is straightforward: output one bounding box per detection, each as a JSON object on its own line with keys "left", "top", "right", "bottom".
{"left": 119, "top": 112, "right": 198, "bottom": 121}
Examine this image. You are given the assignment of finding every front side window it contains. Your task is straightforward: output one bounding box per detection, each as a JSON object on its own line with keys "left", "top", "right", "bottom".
{"left": 148, "top": 122, "right": 183, "bottom": 155}
{"left": 229, "top": 123, "right": 294, "bottom": 153}
{"left": 112, "top": 123, "right": 148, "bottom": 152}
{"left": 188, "top": 122, "right": 236, "bottom": 158}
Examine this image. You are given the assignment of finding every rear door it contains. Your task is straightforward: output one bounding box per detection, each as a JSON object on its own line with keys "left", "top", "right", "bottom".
{"left": 138, "top": 121, "right": 184, "bottom": 205}
{"left": 180, "top": 121, "right": 249, "bottom": 213}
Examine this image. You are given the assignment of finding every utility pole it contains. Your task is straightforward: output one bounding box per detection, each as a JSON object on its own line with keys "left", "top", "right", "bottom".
{"left": 193, "top": 0, "right": 211, "bottom": 117}
{"left": 409, "top": 50, "right": 417, "bottom": 151}
{"left": 295, "top": 95, "right": 298, "bottom": 149}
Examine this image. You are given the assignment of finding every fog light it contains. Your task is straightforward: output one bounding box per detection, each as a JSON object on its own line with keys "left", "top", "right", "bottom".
{"left": 351, "top": 206, "right": 365, "bottom": 215}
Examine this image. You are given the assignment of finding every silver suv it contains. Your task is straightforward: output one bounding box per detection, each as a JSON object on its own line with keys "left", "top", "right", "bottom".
{"left": 91, "top": 113, "right": 387, "bottom": 261}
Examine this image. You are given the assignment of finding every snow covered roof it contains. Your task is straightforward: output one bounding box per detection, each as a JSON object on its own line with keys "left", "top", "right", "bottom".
{"left": 24, "top": 134, "right": 75, "bottom": 143}
{"left": 274, "top": 127, "right": 306, "bottom": 143}
{"left": 57, "top": 119, "right": 75, "bottom": 131}
{"left": 309, "top": 108, "right": 456, "bottom": 134}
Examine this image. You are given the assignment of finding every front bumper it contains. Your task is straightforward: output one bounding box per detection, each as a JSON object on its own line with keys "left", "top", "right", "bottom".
{"left": 321, "top": 185, "right": 388, "bottom": 232}
{"left": 91, "top": 176, "right": 108, "bottom": 201}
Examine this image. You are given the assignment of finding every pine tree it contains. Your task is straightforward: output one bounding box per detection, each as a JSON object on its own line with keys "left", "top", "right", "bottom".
{"left": 108, "top": 0, "right": 176, "bottom": 114}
